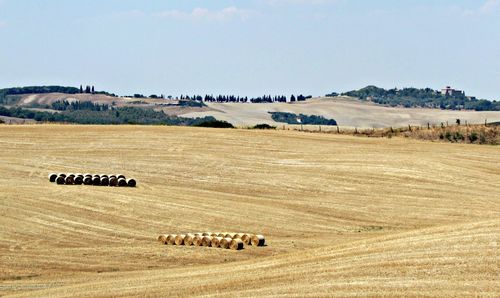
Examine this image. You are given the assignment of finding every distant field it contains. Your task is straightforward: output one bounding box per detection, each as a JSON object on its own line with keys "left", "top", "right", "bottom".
{"left": 182, "top": 97, "right": 500, "bottom": 128}
{"left": 0, "top": 125, "right": 498, "bottom": 297}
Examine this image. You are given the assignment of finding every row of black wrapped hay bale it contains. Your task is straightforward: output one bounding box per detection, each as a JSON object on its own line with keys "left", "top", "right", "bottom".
{"left": 48, "top": 173, "right": 136, "bottom": 187}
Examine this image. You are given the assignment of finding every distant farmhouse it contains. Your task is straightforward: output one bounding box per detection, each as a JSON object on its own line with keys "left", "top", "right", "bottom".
{"left": 441, "top": 86, "right": 465, "bottom": 97}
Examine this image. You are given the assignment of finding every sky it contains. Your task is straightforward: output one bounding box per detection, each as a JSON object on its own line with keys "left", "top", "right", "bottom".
{"left": 0, "top": 0, "right": 499, "bottom": 100}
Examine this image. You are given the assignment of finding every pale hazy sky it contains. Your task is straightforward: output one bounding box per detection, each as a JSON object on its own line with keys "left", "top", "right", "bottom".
{"left": 0, "top": 0, "right": 499, "bottom": 100}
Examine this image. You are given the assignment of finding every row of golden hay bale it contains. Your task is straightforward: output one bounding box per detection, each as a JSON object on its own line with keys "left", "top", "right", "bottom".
{"left": 158, "top": 233, "right": 265, "bottom": 250}
{"left": 48, "top": 173, "right": 136, "bottom": 187}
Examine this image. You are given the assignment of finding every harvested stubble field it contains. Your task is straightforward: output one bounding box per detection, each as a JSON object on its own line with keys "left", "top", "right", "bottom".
{"left": 0, "top": 125, "right": 498, "bottom": 297}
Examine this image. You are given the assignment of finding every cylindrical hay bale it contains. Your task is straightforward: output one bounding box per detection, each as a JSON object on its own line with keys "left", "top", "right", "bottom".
{"left": 117, "top": 178, "right": 127, "bottom": 187}
{"left": 83, "top": 176, "right": 93, "bottom": 185}
{"left": 193, "top": 235, "right": 203, "bottom": 246}
{"left": 109, "top": 177, "right": 118, "bottom": 187}
{"left": 76, "top": 173, "right": 83, "bottom": 178}
{"left": 202, "top": 232, "right": 211, "bottom": 236}
{"left": 93, "top": 174, "right": 100, "bottom": 178}
{"left": 109, "top": 175, "right": 117, "bottom": 179}
{"left": 117, "top": 174, "right": 126, "bottom": 180}
{"left": 210, "top": 233, "right": 218, "bottom": 237}
{"left": 175, "top": 234, "right": 186, "bottom": 245}
{"left": 220, "top": 238, "right": 232, "bottom": 249}
{"left": 74, "top": 176, "right": 83, "bottom": 185}
{"left": 211, "top": 237, "right": 223, "bottom": 248}
{"left": 251, "top": 235, "right": 265, "bottom": 246}
{"left": 100, "top": 176, "right": 110, "bottom": 186}
{"left": 230, "top": 239, "right": 244, "bottom": 250}
{"left": 56, "top": 176, "right": 66, "bottom": 185}
{"left": 127, "top": 178, "right": 136, "bottom": 187}
{"left": 166, "top": 234, "right": 177, "bottom": 245}
{"left": 100, "top": 174, "right": 108, "bottom": 179}
{"left": 241, "top": 234, "right": 253, "bottom": 245}
{"left": 83, "top": 173, "right": 91, "bottom": 177}
{"left": 57, "top": 173, "right": 67, "bottom": 178}
{"left": 67, "top": 173, "right": 75, "bottom": 178}
{"left": 201, "top": 236, "right": 212, "bottom": 247}
{"left": 92, "top": 176, "right": 101, "bottom": 186}
{"left": 184, "top": 234, "right": 195, "bottom": 246}
{"left": 157, "top": 234, "right": 167, "bottom": 244}
{"left": 217, "top": 233, "right": 226, "bottom": 238}
{"left": 48, "top": 173, "right": 58, "bottom": 182}
{"left": 65, "top": 176, "right": 74, "bottom": 185}
{"left": 233, "top": 233, "right": 244, "bottom": 239}
{"left": 224, "top": 233, "right": 236, "bottom": 239}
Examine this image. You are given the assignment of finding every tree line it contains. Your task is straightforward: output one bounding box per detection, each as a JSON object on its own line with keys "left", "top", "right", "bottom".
{"left": 0, "top": 105, "right": 214, "bottom": 126}
{"left": 338, "top": 86, "right": 500, "bottom": 111}
{"left": 269, "top": 112, "right": 337, "bottom": 126}
{"left": 181, "top": 94, "right": 312, "bottom": 103}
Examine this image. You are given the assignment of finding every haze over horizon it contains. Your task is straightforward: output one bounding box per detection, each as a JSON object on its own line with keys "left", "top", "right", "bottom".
{"left": 0, "top": 0, "right": 499, "bottom": 100}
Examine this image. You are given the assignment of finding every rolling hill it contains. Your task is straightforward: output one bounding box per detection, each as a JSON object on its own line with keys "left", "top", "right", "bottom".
{"left": 181, "top": 97, "right": 500, "bottom": 128}
{"left": 0, "top": 125, "right": 498, "bottom": 297}
{"left": 3, "top": 92, "right": 500, "bottom": 128}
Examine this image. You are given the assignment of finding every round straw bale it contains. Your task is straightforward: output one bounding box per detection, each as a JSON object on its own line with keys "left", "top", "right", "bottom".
{"left": 109, "top": 177, "right": 118, "bottom": 187}
{"left": 166, "top": 234, "right": 177, "bottom": 245}
{"left": 211, "top": 237, "right": 223, "bottom": 248}
{"left": 65, "top": 176, "right": 75, "bottom": 185}
{"left": 127, "top": 178, "right": 136, "bottom": 187}
{"left": 48, "top": 173, "right": 58, "bottom": 182}
{"left": 157, "top": 234, "right": 168, "bottom": 244}
{"left": 57, "top": 173, "right": 66, "bottom": 178}
{"left": 201, "top": 236, "right": 212, "bottom": 247}
{"left": 224, "top": 233, "right": 236, "bottom": 239}
{"left": 100, "top": 177, "right": 110, "bottom": 186}
{"left": 74, "top": 176, "right": 83, "bottom": 185}
{"left": 56, "top": 175, "right": 66, "bottom": 185}
{"left": 230, "top": 239, "right": 244, "bottom": 250}
{"left": 251, "top": 235, "right": 265, "bottom": 246}
{"left": 193, "top": 235, "right": 203, "bottom": 246}
{"left": 233, "top": 233, "right": 244, "bottom": 239}
{"left": 92, "top": 177, "right": 101, "bottom": 186}
{"left": 217, "top": 233, "right": 226, "bottom": 237}
{"left": 210, "top": 233, "right": 218, "bottom": 237}
{"left": 83, "top": 176, "right": 92, "bottom": 185}
{"left": 184, "top": 234, "right": 195, "bottom": 246}
{"left": 117, "top": 178, "right": 127, "bottom": 187}
{"left": 220, "top": 238, "right": 232, "bottom": 249}
{"left": 117, "top": 174, "right": 126, "bottom": 180}
{"left": 175, "top": 234, "right": 186, "bottom": 245}
{"left": 241, "top": 234, "right": 253, "bottom": 245}
{"left": 193, "top": 233, "right": 202, "bottom": 237}
{"left": 202, "top": 232, "right": 211, "bottom": 236}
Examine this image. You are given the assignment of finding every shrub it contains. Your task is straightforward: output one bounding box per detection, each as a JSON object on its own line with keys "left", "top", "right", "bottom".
{"left": 194, "top": 120, "right": 234, "bottom": 128}
{"left": 252, "top": 124, "right": 276, "bottom": 129}
{"left": 469, "top": 131, "right": 478, "bottom": 143}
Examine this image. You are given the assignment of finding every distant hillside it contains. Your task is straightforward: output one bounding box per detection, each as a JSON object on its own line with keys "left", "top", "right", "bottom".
{"left": 338, "top": 86, "right": 500, "bottom": 111}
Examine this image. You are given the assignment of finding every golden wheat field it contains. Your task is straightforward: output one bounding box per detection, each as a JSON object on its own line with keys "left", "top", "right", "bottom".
{"left": 0, "top": 125, "right": 499, "bottom": 297}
